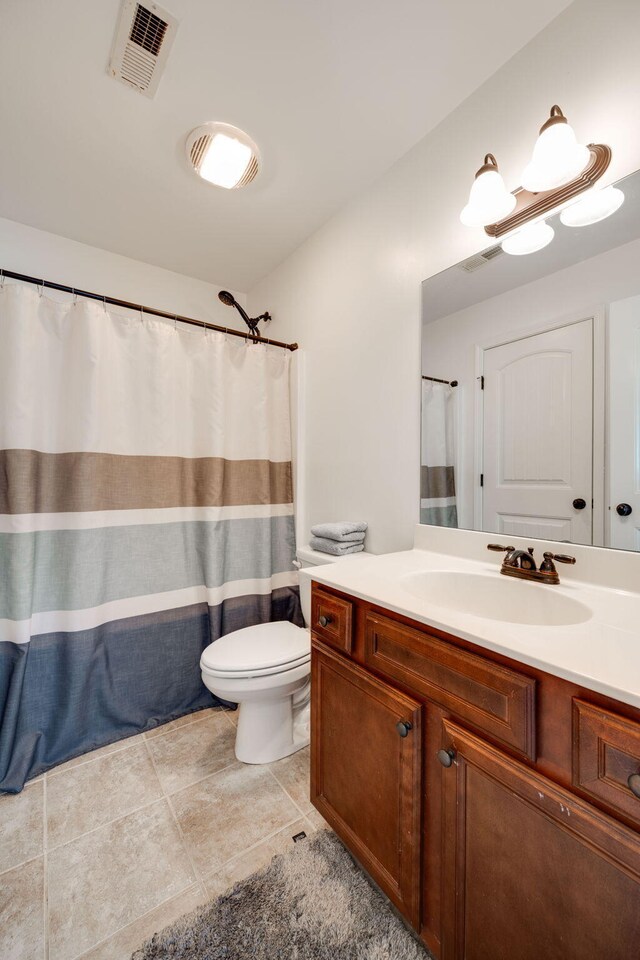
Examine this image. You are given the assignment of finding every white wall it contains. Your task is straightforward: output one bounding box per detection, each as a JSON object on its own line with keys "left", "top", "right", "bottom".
{"left": 0, "top": 217, "right": 247, "bottom": 328}
{"left": 423, "top": 235, "right": 640, "bottom": 528}
{"left": 247, "top": 0, "right": 640, "bottom": 555}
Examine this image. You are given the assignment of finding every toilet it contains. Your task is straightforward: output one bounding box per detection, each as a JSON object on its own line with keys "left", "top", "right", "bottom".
{"left": 200, "top": 545, "right": 361, "bottom": 764}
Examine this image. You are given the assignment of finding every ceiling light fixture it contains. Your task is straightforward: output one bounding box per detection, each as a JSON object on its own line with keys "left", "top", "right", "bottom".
{"left": 501, "top": 221, "right": 554, "bottom": 256}
{"left": 460, "top": 154, "right": 517, "bottom": 227}
{"left": 186, "top": 122, "right": 260, "bottom": 189}
{"left": 559, "top": 184, "right": 625, "bottom": 228}
{"left": 459, "top": 104, "right": 618, "bottom": 255}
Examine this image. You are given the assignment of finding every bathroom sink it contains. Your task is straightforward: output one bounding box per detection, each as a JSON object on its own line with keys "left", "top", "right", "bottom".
{"left": 400, "top": 570, "right": 592, "bottom": 626}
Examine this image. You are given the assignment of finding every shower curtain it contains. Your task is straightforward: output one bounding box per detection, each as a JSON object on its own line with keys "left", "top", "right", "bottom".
{"left": 420, "top": 380, "right": 458, "bottom": 527}
{"left": 0, "top": 283, "right": 301, "bottom": 792}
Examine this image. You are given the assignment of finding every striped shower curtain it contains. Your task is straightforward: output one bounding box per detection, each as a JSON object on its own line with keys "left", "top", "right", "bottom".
{"left": 420, "top": 380, "right": 458, "bottom": 527}
{"left": 0, "top": 283, "right": 301, "bottom": 792}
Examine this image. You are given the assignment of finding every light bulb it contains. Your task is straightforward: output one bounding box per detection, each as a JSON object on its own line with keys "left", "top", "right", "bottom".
{"left": 502, "top": 221, "right": 554, "bottom": 256}
{"left": 460, "top": 154, "right": 516, "bottom": 227}
{"left": 521, "top": 106, "right": 590, "bottom": 193}
{"left": 199, "top": 133, "right": 252, "bottom": 189}
{"left": 560, "top": 185, "right": 625, "bottom": 227}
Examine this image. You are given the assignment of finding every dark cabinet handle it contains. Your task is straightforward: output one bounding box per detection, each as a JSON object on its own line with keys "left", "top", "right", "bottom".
{"left": 437, "top": 748, "right": 456, "bottom": 768}
{"left": 396, "top": 720, "right": 412, "bottom": 738}
{"left": 629, "top": 773, "right": 640, "bottom": 799}
{"left": 572, "top": 498, "right": 587, "bottom": 510}
{"left": 318, "top": 614, "right": 333, "bottom": 628}
{"left": 617, "top": 503, "right": 633, "bottom": 517}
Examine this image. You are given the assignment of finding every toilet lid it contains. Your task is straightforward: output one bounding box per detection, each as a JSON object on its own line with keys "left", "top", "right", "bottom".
{"left": 201, "top": 621, "right": 310, "bottom": 674}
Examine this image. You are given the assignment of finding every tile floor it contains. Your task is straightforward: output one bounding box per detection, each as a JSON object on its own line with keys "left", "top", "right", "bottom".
{"left": 0, "top": 707, "right": 328, "bottom": 960}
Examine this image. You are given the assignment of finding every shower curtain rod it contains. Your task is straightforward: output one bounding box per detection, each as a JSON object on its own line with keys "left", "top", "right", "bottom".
{"left": 0, "top": 268, "right": 299, "bottom": 352}
{"left": 422, "top": 375, "right": 458, "bottom": 387}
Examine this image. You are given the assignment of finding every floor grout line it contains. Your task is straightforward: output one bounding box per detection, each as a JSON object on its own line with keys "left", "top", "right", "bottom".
{"left": 43, "top": 774, "right": 49, "bottom": 960}
{"left": 143, "top": 738, "right": 203, "bottom": 885}
{"left": 45, "top": 794, "right": 168, "bottom": 855}
{"left": 70, "top": 880, "right": 205, "bottom": 960}
{"left": 266, "top": 764, "right": 313, "bottom": 823}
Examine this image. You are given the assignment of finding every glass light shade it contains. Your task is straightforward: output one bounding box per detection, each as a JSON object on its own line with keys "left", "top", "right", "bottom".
{"left": 460, "top": 169, "right": 516, "bottom": 227}
{"left": 199, "top": 133, "right": 252, "bottom": 189}
{"left": 521, "top": 120, "right": 590, "bottom": 193}
{"left": 502, "top": 220, "right": 554, "bottom": 256}
{"left": 559, "top": 185, "right": 625, "bottom": 227}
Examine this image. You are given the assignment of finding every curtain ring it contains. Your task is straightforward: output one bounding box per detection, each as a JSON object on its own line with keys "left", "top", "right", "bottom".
{"left": 103, "top": 295, "right": 107, "bottom": 313}
{"left": 174, "top": 314, "right": 178, "bottom": 331}
{"left": 0, "top": 269, "right": 4, "bottom": 289}
{"left": 40, "top": 280, "right": 45, "bottom": 298}
{"left": 72, "top": 288, "right": 77, "bottom": 305}
{"left": 140, "top": 306, "right": 144, "bottom": 325}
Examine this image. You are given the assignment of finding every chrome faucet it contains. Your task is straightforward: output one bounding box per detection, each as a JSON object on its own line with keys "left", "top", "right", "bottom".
{"left": 487, "top": 544, "right": 576, "bottom": 585}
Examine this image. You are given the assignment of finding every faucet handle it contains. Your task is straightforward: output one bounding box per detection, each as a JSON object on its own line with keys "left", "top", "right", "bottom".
{"left": 543, "top": 551, "right": 576, "bottom": 565}
{"left": 487, "top": 543, "right": 516, "bottom": 553}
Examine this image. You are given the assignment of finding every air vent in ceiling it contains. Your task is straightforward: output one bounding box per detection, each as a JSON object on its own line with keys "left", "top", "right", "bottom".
{"left": 109, "top": 0, "right": 178, "bottom": 98}
{"left": 458, "top": 244, "right": 504, "bottom": 273}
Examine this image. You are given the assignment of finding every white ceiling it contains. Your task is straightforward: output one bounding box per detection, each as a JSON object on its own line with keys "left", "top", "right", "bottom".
{"left": 0, "top": 0, "right": 572, "bottom": 291}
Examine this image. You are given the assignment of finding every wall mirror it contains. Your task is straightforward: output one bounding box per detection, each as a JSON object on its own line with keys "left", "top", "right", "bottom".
{"left": 421, "top": 167, "right": 640, "bottom": 551}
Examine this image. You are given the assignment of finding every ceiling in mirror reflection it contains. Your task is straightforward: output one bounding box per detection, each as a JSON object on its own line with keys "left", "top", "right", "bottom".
{"left": 425, "top": 168, "right": 640, "bottom": 325}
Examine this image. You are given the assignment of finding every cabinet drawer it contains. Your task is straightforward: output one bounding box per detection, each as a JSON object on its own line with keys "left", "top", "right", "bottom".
{"left": 311, "top": 587, "right": 353, "bottom": 654}
{"left": 364, "top": 611, "right": 536, "bottom": 759}
{"left": 573, "top": 699, "right": 640, "bottom": 827}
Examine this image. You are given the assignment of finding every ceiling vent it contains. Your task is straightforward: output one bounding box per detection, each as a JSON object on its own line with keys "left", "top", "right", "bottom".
{"left": 458, "top": 244, "right": 504, "bottom": 273}
{"left": 109, "top": 0, "right": 178, "bottom": 98}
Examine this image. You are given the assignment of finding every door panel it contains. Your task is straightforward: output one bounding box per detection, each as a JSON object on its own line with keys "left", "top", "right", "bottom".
{"left": 608, "top": 295, "right": 640, "bottom": 549}
{"left": 483, "top": 320, "right": 593, "bottom": 544}
{"left": 310, "top": 641, "right": 422, "bottom": 925}
{"left": 440, "top": 720, "right": 640, "bottom": 960}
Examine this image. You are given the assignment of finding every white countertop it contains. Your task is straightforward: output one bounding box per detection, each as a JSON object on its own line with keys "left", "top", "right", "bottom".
{"left": 302, "top": 537, "right": 640, "bottom": 709}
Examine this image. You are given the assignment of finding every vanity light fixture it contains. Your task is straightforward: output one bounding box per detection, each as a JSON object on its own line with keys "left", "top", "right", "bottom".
{"left": 459, "top": 104, "right": 614, "bottom": 250}
{"left": 501, "top": 220, "right": 554, "bottom": 256}
{"left": 186, "top": 122, "right": 260, "bottom": 189}
{"left": 460, "top": 154, "right": 516, "bottom": 227}
{"left": 521, "top": 105, "right": 590, "bottom": 192}
{"left": 559, "top": 184, "right": 625, "bottom": 227}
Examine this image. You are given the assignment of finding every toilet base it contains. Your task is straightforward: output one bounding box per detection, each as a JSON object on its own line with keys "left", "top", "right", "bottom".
{"left": 235, "top": 686, "right": 310, "bottom": 765}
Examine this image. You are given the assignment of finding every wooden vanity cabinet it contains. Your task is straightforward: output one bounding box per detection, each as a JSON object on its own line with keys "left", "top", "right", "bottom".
{"left": 309, "top": 583, "right": 640, "bottom": 959}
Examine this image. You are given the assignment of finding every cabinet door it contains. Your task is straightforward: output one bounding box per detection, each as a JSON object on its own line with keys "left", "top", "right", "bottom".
{"left": 440, "top": 720, "right": 640, "bottom": 960}
{"left": 311, "top": 642, "right": 422, "bottom": 926}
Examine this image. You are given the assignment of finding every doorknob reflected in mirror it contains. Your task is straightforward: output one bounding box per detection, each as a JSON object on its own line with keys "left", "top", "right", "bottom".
{"left": 616, "top": 503, "right": 633, "bottom": 517}
{"left": 572, "top": 498, "right": 587, "bottom": 510}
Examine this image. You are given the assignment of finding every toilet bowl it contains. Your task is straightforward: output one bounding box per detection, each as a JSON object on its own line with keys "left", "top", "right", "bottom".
{"left": 200, "top": 544, "right": 364, "bottom": 764}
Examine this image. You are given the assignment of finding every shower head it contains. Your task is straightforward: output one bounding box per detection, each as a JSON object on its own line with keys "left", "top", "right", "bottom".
{"left": 218, "top": 290, "right": 236, "bottom": 307}
{"left": 217, "top": 289, "right": 272, "bottom": 338}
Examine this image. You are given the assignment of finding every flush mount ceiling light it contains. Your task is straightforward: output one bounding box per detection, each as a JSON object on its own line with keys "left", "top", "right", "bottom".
{"left": 186, "top": 122, "right": 260, "bottom": 189}
{"left": 458, "top": 104, "right": 618, "bottom": 255}
{"left": 501, "top": 220, "right": 554, "bottom": 256}
{"left": 460, "top": 154, "right": 517, "bottom": 227}
{"left": 559, "top": 184, "right": 625, "bottom": 227}
{"left": 521, "top": 106, "right": 590, "bottom": 192}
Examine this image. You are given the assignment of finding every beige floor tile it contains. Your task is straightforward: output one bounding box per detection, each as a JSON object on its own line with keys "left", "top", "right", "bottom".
{"left": 48, "top": 799, "right": 195, "bottom": 960}
{"left": 143, "top": 707, "right": 217, "bottom": 740}
{"left": 202, "top": 817, "right": 309, "bottom": 899}
{"left": 269, "top": 745, "right": 312, "bottom": 813}
{"left": 48, "top": 733, "right": 145, "bottom": 775}
{"left": 305, "top": 807, "right": 332, "bottom": 833}
{"left": 171, "top": 762, "right": 300, "bottom": 876}
{"left": 0, "top": 780, "right": 44, "bottom": 873}
{"left": 146, "top": 714, "right": 237, "bottom": 795}
{"left": 47, "top": 743, "right": 163, "bottom": 848}
{"left": 0, "top": 856, "right": 45, "bottom": 960}
{"left": 78, "top": 883, "right": 208, "bottom": 960}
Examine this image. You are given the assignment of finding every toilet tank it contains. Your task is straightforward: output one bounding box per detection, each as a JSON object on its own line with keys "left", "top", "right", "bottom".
{"left": 295, "top": 544, "right": 366, "bottom": 626}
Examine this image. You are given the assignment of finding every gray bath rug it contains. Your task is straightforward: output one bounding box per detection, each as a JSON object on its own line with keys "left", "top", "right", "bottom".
{"left": 132, "top": 829, "right": 431, "bottom": 959}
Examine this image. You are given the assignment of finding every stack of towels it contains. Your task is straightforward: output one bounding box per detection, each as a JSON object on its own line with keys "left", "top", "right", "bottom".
{"left": 309, "top": 521, "right": 368, "bottom": 556}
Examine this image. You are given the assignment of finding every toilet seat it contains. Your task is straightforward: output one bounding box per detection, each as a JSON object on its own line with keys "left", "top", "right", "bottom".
{"left": 200, "top": 620, "right": 309, "bottom": 679}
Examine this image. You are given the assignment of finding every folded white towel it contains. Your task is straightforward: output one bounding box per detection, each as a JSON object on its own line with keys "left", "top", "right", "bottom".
{"left": 310, "top": 521, "right": 368, "bottom": 542}
{"left": 309, "top": 537, "right": 365, "bottom": 556}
